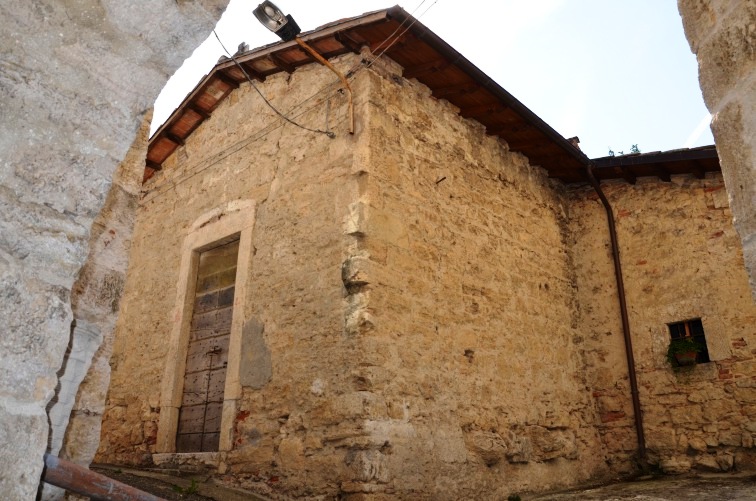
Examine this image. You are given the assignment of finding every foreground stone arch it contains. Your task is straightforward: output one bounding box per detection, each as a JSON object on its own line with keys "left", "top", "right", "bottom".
{"left": 677, "top": 0, "right": 756, "bottom": 299}
{"left": 0, "top": 2, "right": 228, "bottom": 498}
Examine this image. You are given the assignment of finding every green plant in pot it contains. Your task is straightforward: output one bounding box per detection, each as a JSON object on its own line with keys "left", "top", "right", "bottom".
{"left": 666, "top": 338, "right": 703, "bottom": 367}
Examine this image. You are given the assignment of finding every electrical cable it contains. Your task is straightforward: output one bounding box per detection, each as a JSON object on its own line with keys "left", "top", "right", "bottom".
{"left": 146, "top": 69, "right": 350, "bottom": 200}
{"left": 144, "top": 1, "right": 440, "bottom": 199}
{"left": 213, "top": 30, "right": 335, "bottom": 139}
{"left": 363, "top": 0, "right": 428, "bottom": 67}
{"left": 143, "top": 92, "right": 333, "bottom": 202}
{"left": 363, "top": 0, "right": 440, "bottom": 71}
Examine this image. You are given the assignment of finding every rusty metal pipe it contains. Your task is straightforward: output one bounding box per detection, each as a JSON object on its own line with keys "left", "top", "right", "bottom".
{"left": 295, "top": 37, "right": 354, "bottom": 134}
{"left": 585, "top": 164, "right": 647, "bottom": 465}
{"left": 42, "top": 454, "right": 167, "bottom": 501}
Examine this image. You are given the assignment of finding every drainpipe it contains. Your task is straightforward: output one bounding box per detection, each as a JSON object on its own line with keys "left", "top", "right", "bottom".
{"left": 585, "top": 163, "right": 647, "bottom": 467}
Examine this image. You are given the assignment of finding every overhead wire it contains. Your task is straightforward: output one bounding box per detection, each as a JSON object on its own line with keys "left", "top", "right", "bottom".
{"left": 362, "top": 1, "right": 427, "bottom": 65}
{"left": 143, "top": 90, "right": 336, "bottom": 201}
{"left": 362, "top": 0, "right": 438, "bottom": 71}
{"left": 144, "top": 0, "right": 440, "bottom": 200}
{"left": 213, "top": 30, "right": 335, "bottom": 138}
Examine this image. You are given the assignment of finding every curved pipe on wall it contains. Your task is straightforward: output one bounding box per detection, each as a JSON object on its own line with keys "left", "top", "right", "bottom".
{"left": 586, "top": 164, "right": 647, "bottom": 466}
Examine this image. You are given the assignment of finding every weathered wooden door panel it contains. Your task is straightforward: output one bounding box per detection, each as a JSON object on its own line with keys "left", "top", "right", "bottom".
{"left": 176, "top": 433, "right": 203, "bottom": 453}
{"left": 181, "top": 372, "right": 210, "bottom": 407}
{"left": 207, "top": 368, "right": 227, "bottom": 402}
{"left": 203, "top": 403, "right": 223, "bottom": 430}
{"left": 176, "top": 239, "right": 238, "bottom": 453}
{"left": 184, "top": 337, "right": 230, "bottom": 371}
{"left": 200, "top": 433, "right": 220, "bottom": 452}
{"left": 177, "top": 405, "right": 206, "bottom": 434}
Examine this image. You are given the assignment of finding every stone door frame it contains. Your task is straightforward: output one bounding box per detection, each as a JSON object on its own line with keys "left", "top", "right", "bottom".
{"left": 156, "top": 200, "right": 256, "bottom": 454}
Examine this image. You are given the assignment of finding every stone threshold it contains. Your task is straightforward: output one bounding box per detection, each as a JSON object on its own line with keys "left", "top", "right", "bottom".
{"left": 153, "top": 452, "right": 222, "bottom": 471}
{"left": 92, "top": 463, "right": 272, "bottom": 501}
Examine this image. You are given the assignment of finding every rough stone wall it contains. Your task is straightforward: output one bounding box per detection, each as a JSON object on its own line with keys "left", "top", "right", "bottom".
{"left": 99, "top": 53, "right": 612, "bottom": 499}
{"left": 677, "top": 0, "right": 756, "bottom": 298}
{"left": 99, "top": 50, "right": 755, "bottom": 499}
{"left": 337, "top": 61, "right": 610, "bottom": 499}
{"left": 569, "top": 174, "right": 756, "bottom": 475}
{"left": 97, "top": 53, "right": 368, "bottom": 495}
{"left": 0, "top": 2, "right": 228, "bottom": 497}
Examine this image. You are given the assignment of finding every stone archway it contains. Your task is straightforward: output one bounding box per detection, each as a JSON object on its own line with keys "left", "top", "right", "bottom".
{"left": 0, "top": 2, "right": 228, "bottom": 498}
{"left": 677, "top": 0, "right": 756, "bottom": 299}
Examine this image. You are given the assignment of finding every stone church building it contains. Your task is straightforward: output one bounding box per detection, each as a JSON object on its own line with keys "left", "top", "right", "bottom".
{"left": 92, "top": 7, "right": 755, "bottom": 500}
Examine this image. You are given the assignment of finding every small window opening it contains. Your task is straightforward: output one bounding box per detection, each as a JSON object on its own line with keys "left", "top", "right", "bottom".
{"left": 668, "top": 318, "right": 710, "bottom": 363}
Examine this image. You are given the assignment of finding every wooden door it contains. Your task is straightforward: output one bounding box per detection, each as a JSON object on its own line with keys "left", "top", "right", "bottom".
{"left": 176, "top": 239, "right": 239, "bottom": 452}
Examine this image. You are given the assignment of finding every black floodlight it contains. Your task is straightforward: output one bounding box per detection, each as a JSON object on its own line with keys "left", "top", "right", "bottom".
{"left": 253, "top": 1, "right": 301, "bottom": 42}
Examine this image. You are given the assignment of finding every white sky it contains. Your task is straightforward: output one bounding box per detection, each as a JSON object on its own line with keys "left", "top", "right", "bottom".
{"left": 152, "top": 0, "right": 714, "bottom": 159}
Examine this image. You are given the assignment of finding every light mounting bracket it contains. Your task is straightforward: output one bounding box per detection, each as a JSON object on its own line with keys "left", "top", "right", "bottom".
{"left": 253, "top": 1, "right": 301, "bottom": 42}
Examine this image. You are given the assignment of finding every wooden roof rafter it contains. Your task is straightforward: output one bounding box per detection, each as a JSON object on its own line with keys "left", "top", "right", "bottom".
{"left": 146, "top": 159, "right": 163, "bottom": 171}
{"left": 460, "top": 103, "right": 510, "bottom": 120}
{"left": 267, "top": 53, "right": 296, "bottom": 73}
{"left": 402, "top": 57, "right": 451, "bottom": 79}
{"left": 653, "top": 165, "right": 672, "bottom": 183}
{"left": 381, "top": 31, "right": 420, "bottom": 54}
{"left": 215, "top": 70, "right": 241, "bottom": 88}
{"left": 187, "top": 103, "right": 210, "bottom": 120}
{"left": 239, "top": 61, "right": 266, "bottom": 82}
{"left": 691, "top": 160, "right": 706, "bottom": 179}
{"left": 621, "top": 166, "right": 637, "bottom": 185}
{"left": 433, "top": 82, "right": 480, "bottom": 100}
{"left": 164, "top": 132, "right": 185, "bottom": 147}
{"left": 335, "top": 31, "right": 367, "bottom": 54}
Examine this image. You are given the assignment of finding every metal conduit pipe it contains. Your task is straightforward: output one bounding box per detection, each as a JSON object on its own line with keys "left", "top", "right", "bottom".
{"left": 585, "top": 164, "right": 647, "bottom": 466}
{"left": 294, "top": 37, "right": 354, "bottom": 135}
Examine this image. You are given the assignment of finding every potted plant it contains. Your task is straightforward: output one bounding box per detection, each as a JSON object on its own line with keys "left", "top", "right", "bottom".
{"left": 666, "top": 338, "right": 703, "bottom": 367}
